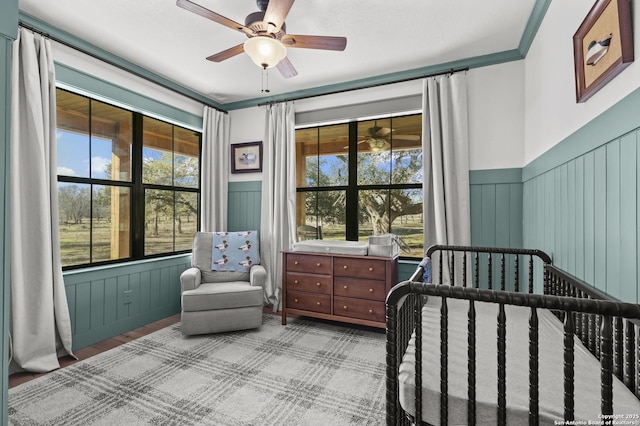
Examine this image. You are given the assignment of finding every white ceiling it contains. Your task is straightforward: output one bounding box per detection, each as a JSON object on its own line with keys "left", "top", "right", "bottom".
{"left": 18, "top": 0, "right": 537, "bottom": 107}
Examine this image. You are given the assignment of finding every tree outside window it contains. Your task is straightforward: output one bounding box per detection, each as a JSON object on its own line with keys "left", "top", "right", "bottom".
{"left": 295, "top": 114, "right": 423, "bottom": 257}
{"left": 56, "top": 88, "right": 200, "bottom": 268}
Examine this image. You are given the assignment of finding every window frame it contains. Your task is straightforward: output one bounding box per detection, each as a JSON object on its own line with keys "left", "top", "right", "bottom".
{"left": 56, "top": 88, "right": 201, "bottom": 270}
{"left": 295, "top": 114, "right": 423, "bottom": 259}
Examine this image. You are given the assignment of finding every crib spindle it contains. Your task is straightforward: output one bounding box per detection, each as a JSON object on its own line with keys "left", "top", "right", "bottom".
{"left": 450, "top": 251, "right": 455, "bottom": 286}
{"left": 474, "top": 253, "right": 479, "bottom": 289}
{"left": 500, "top": 253, "right": 506, "bottom": 291}
{"left": 625, "top": 321, "right": 635, "bottom": 392}
{"left": 636, "top": 326, "right": 640, "bottom": 398}
{"left": 564, "top": 311, "right": 575, "bottom": 420}
{"left": 614, "top": 317, "right": 624, "bottom": 381}
{"left": 488, "top": 254, "right": 493, "bottom": 290}
{"left": 438, "top": 253, "right": 443, "bottom": 286}
{"left": 597, "top": 315, "right": 602, "bottom": 360}
{"left": 468, "top": 300, "right": 476, "bottom": 425}
{"left": 414, "top": 294, "right": 423, "bottom": 425}
{"left": 497, "top": 304, "right": 506, "bottom": 425}
{"left": 601, "top": 315, "right": 614, "bottom": 415}
{"left": 441, "top": 297, "right": 449, "bottom": 425}
{"left": 578, "top": 290, "right": 586, "bottom": 343}
{"left": 529, "top": 307, "right": 539, "bottom": 425}
{"left": 528, "top": 255, "right": 534, "bottom": 294}
{"left": 462, "top": 252, "right": 467, "bottom": 288}
{"left": 385, "top": 300, "right": 399, "bottom": 426}
{"left": 514, "top": 255, "right": 520, "bottom": 293}
{"left": 588, "top": 313, "right": 596, "bottom": 356}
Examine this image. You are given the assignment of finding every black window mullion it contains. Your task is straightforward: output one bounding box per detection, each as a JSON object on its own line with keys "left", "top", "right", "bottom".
{"left": 88, "top": 100, "right": 94, "bottom": 263}
{"left": 131, "top": 112, "right": 144, "bottom": 259}
{"left": 346, "top": 121, "right": 358, "bottom": 241}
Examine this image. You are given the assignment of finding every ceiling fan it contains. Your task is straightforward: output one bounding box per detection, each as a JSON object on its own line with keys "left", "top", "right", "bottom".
{"left": 349, "top": 124, "right": 421, "bottom": 152}
{"left": 176, "top": 0, "right": 347, "bottom": 78}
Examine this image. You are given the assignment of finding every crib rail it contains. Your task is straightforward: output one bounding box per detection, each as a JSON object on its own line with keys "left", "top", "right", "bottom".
{"left": 386, "top": 245, "right": 552, "bottom": 425}
{"left": 386, "top": 281, "right": 640, "bottom": 426}
{"left": 545, "top": 265, "right": 640, "bottom": 400}
{"left": 425, "top": 245, "right": 552, "bottom": 292}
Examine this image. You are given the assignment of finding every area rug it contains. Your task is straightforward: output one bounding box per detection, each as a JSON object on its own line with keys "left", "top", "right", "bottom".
{"left": 9, "top": 315, "right": 386, "bottom": 425}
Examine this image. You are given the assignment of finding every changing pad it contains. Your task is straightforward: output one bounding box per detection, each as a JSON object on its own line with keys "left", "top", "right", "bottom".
{"left": 292, "top": 240, "right": 369, "bottom": 256}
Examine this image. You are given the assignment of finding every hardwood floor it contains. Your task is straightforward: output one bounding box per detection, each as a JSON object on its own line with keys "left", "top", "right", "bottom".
{"left": 8, "top": 314, "right": 181, "bottom": 389}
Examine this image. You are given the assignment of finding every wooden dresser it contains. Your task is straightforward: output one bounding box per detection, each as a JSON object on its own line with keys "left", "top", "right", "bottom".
{"left": 281, "top": 250, "right": 398, "bottom": 329}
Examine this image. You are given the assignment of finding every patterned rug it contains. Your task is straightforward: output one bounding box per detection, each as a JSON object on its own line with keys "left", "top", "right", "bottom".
{"left": 9, "top": 315, "right": 386, "bottom": 426}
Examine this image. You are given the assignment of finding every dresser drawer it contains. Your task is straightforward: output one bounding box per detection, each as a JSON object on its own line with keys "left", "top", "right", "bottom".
{"left": 286, "top": 254, "right": 331, "bottom": 275}
{"left": 334, "top": 296, "right": 385, "bottom": 323}
{"left": 286, "top": 290, "right": 331, "bottom": 314}
{"left": 286, "top": 273, "right": 331, "bottom": 294}
{"left": 334, "top": 257, "right": 386, "bottom": 280}
{"left": 334, "top": 277, "right": 386, "bottom": 301}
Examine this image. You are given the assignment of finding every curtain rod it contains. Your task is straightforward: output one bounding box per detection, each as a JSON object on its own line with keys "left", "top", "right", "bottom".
{"left": 258, "top": 66, "right": 469, "bottom": 107}
{"left": 18, "top": 22, "right": 228, "bottom": 114}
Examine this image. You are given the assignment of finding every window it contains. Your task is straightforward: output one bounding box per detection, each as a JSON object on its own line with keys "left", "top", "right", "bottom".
{"left": 295, "top": 113, "right": 423, "bottom": 258}
{"left": 56, "top": 88, "right": 200, "bottom": 268}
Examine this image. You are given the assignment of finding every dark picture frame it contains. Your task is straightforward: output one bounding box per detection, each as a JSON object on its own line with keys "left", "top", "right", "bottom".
{"left": 231, "top": 141, "right": 263, "bottom": 173}
{"left": 573, "top": 0, "right": 634, "bottom": 103}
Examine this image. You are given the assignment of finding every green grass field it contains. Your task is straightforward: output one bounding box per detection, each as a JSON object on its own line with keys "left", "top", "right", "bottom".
{"left": 59, "top": 218, "right": 196, "bottom": 267}
{"left": 60, "top": 214, "right": 423, "bottom": 267}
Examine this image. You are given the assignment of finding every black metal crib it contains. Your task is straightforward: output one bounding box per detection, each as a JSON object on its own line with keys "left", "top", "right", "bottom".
{"left": 385, "top": 245, "right": 640, "bottom": 425}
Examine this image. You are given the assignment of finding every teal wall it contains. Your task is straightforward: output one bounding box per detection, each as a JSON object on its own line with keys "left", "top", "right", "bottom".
{"left": 228, "top": 181, "right": 262, "bottom": 232}
{"left": 1, "top": 1, "right": 17, "bottom": 423}
{"left": 225, "top": 172, "right": 524, "bottom": 284}
{"left": 523, "top": 88, "right": 640, "bottom": 303}
{"left": 470, "top": 168, "right": 524, "bottom": 249}
{"left": 63, "top": 255, "right": 191, "bottom": 350}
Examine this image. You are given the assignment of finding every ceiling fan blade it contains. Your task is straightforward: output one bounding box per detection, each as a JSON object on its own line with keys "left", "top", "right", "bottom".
{"left": 206, "top": 44, "right": 245, "bottom": 62}
{"left": 393, "top": 134, "right": 421, "bottom": 141}
{"left": 276, "top": 57, "right": 298, "bottom": 79}
{"left": 281, "top": 34, "right": 347, "bottom": 51}
{"left": 373, "top": 127, "right": 392, "bottom": 137}
{"left": 344, "top": 140, "right": 369, "bottom": 149}
{"left": 176, "top": 0, "right": 253, "bottom": 36}
{"left": 264, "top": 0, "right": 295, "bottom": 34}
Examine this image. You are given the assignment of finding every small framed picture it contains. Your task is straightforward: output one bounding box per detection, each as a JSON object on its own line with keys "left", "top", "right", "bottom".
{"left": 231, "top": 141, "right": 263, "bottom": 173}
{"left": 573, "top": 0, "right": 634, "bottom": 103}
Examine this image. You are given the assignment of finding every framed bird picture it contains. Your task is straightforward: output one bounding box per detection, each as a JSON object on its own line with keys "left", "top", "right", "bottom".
{"left": 573, "top": 0, "right": 634, "bottom": 103}
{"left": 231, "top": 141, "right": 263, "bottom": 174}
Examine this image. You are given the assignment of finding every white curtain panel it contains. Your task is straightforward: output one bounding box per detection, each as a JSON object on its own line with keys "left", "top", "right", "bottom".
{"left": 260, "top": 102, "right": 296, "bottom": 311}
{"left": 10, "top": 28, "right": 74, "bottom": 373}
{"left": 201, "top": 106, "right": 229, "bottom": 232}
{"left": 422, "top": 73, "right": 471, "bottom": 281}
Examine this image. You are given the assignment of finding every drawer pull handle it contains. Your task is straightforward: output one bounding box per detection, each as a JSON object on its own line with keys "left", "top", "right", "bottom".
{"left": 343, "top": 285, "right": 348, "bottom": 289}
{"left": 369, "top": 288, "right": 373, "bottom": 293}
{"left": 316, "top": 282, "right": 321, "bottom": 287}
{"left": 343, "top": 265, "right": 348, "bottom": 269}
{"left": 369, "top": 267, "right": 373, "bottom": 271}
{"left": 294, "top": 280, "right": 299, "bottom": 284}
{"left": 294, "top": 298, "right": 298, "bottom": 303}
{"left": 294, "top": 261, "right": 299, "bottom": 265}
{"left": 316, "top": 301, "right": 321, "bottom": 306}
{"left": 343, "top": 305, "right": 348, "bottom": 310}
{"left": 316, "top": 263, "right": 321, "bottom": 267}
{"left": 368, "top": 309, "right": 373, "bottom": 314}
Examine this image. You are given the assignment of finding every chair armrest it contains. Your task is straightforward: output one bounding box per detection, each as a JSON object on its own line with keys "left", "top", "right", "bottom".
{"left": 249, "top": 265, "right": 267, "bottom": 288}
{"left": 180, "top": 267, "right": 201, "bottom": 292}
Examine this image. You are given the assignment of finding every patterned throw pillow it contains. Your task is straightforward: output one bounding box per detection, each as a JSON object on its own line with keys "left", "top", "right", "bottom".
{"left": 211, "top": 231, "right": 260, "bottom": 272}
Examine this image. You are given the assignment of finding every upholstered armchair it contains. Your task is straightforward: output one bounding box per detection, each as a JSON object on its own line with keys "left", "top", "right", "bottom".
{"left": 180, "top": 231, "right": 265, "bottom": 336}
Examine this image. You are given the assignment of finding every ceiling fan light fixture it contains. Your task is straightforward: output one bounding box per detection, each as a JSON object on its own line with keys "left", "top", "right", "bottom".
{"left": 368, "top": 138, "right": 389, "bottom": 152}
{"left": 243, "top": 36, "right": 287, "bottom": 69}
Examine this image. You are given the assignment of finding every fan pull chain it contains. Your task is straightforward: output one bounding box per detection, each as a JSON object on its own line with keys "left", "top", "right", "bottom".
{"left": 261, "top": 67, "right": 270, "bottom": 93}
